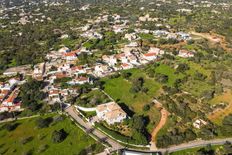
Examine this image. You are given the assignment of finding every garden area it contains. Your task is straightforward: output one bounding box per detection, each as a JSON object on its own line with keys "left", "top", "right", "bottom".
{"left": 0, "top": 114, "right": 104, "bottom": 155}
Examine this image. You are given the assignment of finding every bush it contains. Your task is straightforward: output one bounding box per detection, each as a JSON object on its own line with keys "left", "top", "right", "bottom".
{"left": 51, "top": 129, "right": 68, "bottom": 143}
{"left": 176, "top": 63, "right": 190, "bottom": 73}
{"left": 37, "top": 144, "right": 49, "bottom": 153}
{"left": 143, "top": 104, "right": 150, "bottom": 111}
{"left": 21, "top": 136, "right": 33, "bottom": 145}
{"left": 37, "top": 117, "right": 53, "bottom": 128}
{"left": 121, "top": 72, "right": 132, "bottom": 79}
{"left": 5, "top": 123, "right": 20, "bottom": 131}
{"left": 155, "top": 73, "right": 169, "bottom": 83}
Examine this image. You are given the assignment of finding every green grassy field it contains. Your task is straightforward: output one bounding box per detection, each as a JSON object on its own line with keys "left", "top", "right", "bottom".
{"left": 102, "top": 68, "right": 160, "bottom": 112}
{"left": 155, "top": 64, "right": 184, "bottom": 87}
{"left": 0, "top": 114, "right": 104, "bottom": 155}
{"left": 176, "top": 58, "right": 214, "bottom": 97}
{"left": 102, "top": 68, "right": 161, "bottom": 132}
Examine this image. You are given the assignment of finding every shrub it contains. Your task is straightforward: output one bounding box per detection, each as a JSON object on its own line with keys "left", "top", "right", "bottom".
{"left": 21, "top": 136, "right": 33, "bottom": 145}
{"left": 143, "top": 104, "right": 150, "bottom": 111}
{"left": 121, "top": 72, "right": 132, "bottom": 79}
{"left": 5, "top": 123, "right": 20, "bottom": 131}
{"left": 37, "top": 117, "right": 53, "bottom": 128}
{"left": 37, "top": 144, "right": 49, "bottom": 153}
{"left": 51, "top": 129, "right": 68, "bottom": 143}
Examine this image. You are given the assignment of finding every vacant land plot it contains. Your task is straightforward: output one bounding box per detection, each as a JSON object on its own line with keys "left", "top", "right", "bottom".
{"left": 102, "top": 68, "right": 161, "bottom": 111}
{"left": 155, "top": 64, "right": 184, "bottom": 87}
{"left": 76, "top": 89, "right": 111, "bottom": 107}
{"left": 0, "top": 115, "right": 104, "bottom": 155}
{"left": 102, "top": 68, "right": 161, "bottom": 133}
{"left": 208, "top": 91, "right": 232, "bottom": 125}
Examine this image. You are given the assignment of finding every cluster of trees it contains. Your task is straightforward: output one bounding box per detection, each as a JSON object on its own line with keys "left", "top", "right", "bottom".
{"left": 83, "top": 31, "right": 123, "bottom": 51}
{"left": 157, "top": 128, "right": 197, "bottom": 148}
{"left": 20, "top": 78, "right": 47, "bottom": 112}
{"left": 128, "top": 115, "right": 149, "bottom": 144}
{"left": 51, "top": 129, "right": 68, "bottom": 143}
{"left": 96, "top": 114, "right": 149, "bottom": 145}
{"left": 130, "top": 77, "right": 148, "bottom": 93}
{"left": 220, "top": 114, "right": 232, "bottom": 136}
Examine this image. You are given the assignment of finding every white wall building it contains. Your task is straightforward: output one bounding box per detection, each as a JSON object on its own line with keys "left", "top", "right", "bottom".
{"left": 96, "top": 102, "right": 127, "bottom": 125}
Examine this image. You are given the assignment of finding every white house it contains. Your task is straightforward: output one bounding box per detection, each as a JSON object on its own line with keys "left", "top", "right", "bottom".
{"left": 102, "top": 55, "right": 117, "bottom": 67}
{"left": 67, "top": 76, "right": 89, "bottom": 85}
{"left": 58, "top": 47, "right": 70, "bottom": 53}
{"left": 48, "top": 88, "right": 61, "bottom": 103}
{"left": 94, "top": 64, "right": 112, "bottom": 77}
{"left": 121, "top": 63, "right": 133, "bottom": 70}
{"left": 178, "top": 50, "right": 194, "bottom": 58}
{"left": 116, "top": 53, "right": 128, "bottom": 64}
{"left": 142, "top": 52, "right": 157, "bottom": 61}
{"left": 71, "top": 65, "right": 86, "bottom": 75}
{"left": 96, "top": 102, "right": 127, "bottom": 125}
{"left": 193, "top": 119, "right": 207, "bottom": 129}
{"left": 124, "top": 33, "right": 138, "bottom": 41}
{"left": 148, "top": 47, "right": 164, "bottom": 55}
{"left": 63, "top": 52, "right": 78, "bottom": 61}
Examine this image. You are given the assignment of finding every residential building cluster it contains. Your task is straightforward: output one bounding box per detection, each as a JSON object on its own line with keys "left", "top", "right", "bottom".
{"left": 0, "top": 78, "right": 22, "bottom": 113}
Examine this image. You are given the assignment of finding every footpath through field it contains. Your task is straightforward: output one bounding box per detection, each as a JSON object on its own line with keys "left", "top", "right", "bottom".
{"left": 150, "top": 99, "right": 169, "bottom": 150}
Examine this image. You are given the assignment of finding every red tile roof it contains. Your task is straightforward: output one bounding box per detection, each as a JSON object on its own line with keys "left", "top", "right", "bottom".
{"left": 144, "top": 53, "right": 157, "bottom": 57}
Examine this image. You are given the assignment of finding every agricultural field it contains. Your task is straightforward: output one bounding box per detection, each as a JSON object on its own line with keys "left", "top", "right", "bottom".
{"left": 0, "top": 115, "right": 104, "bottom": 155}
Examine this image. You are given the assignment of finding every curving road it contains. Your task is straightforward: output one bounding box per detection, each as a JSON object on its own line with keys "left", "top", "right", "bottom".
{"left": 64, "top": 106, "right": 123, "bottom": 152}
{"left": 64, "top": 106, "right": 232, "bottom": 155}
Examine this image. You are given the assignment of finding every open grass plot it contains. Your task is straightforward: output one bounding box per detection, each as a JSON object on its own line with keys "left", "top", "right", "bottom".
{"left": 0, "top": 115, "right": 104, "bottom": 155}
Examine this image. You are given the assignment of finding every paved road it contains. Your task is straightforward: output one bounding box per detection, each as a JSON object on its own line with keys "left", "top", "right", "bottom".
{"left": 64, "top": 106, "right": 232, "bottom": 155}
{"left": 159, "top": 138, "right": 232, "bottom": 153}
{"left": 65, "top": 106, "right": 123, "bottom": 152}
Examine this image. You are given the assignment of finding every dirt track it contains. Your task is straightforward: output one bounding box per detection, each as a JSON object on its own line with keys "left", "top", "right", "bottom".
{"left": 151, "top": 100, "right": 169, "bottom": 142}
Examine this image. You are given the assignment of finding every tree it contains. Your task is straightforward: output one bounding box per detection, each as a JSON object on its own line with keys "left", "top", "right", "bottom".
{"left": 51, "top": 129, "right": 68, "bottom": 143}
{"left": 130, "top": 115, "right": 145, "bottom": 132}
{"left": 5, "top": 123, "right": 20, "bottom": 131}
{"left": 130, "top": 77, "right": 144, "bottom": 93}
{"left": 121, "top": 72, "right": 132, "bottom": 79}
{"left": 156, "top": 73, "right": 169, "bottom": 83}
{"left": 176, "top": 63, "right": 190, "bottom": 73}
{"left": 143, "top": 104, "right": 150, "bottom": 111}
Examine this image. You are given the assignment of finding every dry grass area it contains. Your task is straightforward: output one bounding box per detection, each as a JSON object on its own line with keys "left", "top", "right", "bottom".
{"left": 190, "top": 31, "right": 232, "bottom": 52}
{"left": 208, "top": 90, "right": 232, "bottom": 125}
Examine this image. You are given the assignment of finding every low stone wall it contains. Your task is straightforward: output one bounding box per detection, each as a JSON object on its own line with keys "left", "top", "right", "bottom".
{"left": 75, "top": 105, "right": 96, "bottom": 112}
